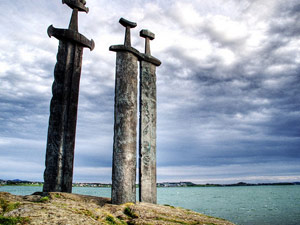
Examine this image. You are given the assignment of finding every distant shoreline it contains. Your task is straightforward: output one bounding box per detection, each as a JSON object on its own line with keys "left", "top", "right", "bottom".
{"left": 1, "top": 180, "right": 299, "bottom": 188}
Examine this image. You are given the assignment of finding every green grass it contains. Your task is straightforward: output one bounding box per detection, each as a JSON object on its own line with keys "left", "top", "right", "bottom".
{"left": 106, "top": 215, "right": 118, "bottom": 225}
{"left": 0, "top": 199, "right": 30, "bottom": 224}
{"left": 0, "top": 198, "right": 20, "bottom": 214}
{"left": 0, "top": 215, "right": 30, "bottom": 225}
{"left": 73, "top": 208, "right": 98, "bottom": 220}
{"left": 38, "top": 196, "right": 49, "bottom": 203}
{"left": 54, "top": 193, "right": 62, "bottom": 198}
{"left": 105, "top": 214, "right": 129, "bottom": 225}
{"left": 123, "top": 207, "right": 138, "bottom": 219}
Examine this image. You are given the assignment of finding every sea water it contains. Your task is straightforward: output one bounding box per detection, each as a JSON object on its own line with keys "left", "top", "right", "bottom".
{"left": 1, "top": 185, "right": 300, "bottom": 225}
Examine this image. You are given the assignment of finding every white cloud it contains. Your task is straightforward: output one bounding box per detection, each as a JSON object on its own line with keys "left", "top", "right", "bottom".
{"left": 0, "top": 0, "right": 299, "bottom": 183}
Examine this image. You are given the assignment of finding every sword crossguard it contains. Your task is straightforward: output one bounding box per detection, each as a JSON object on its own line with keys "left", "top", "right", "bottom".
{"left": 48, "top": 25, "right": 95, "bottom": 51}
{"left": 140, "top": 29, "right": 155, "bottom": 55}
{"left": 119, "top": 18, "right": 137, "bottom": 47}
{"left": 62, "top": 0, "right": 89, "bottom": 13}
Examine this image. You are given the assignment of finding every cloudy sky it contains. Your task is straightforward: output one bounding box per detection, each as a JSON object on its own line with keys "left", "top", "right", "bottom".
{"left": 0, "top": 0, "right": 299, "bottom": 184}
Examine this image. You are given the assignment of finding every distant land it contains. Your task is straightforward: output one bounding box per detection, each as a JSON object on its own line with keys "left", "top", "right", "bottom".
{"left": 1, "top": 179, "right": 300, "bottom": 187}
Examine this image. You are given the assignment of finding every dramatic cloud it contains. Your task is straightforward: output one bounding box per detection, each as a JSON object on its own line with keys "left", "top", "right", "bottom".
{"left": 0, "top": 0, "right": 299, "bottom": 183}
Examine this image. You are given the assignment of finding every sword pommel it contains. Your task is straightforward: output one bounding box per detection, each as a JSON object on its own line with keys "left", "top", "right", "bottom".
{"left": 140, "top": 29, "right": 155, "bottom": 40}
{"left": 62, "top": 0, "right": 89, "bottom": 13}
{"left": 119, "top": 18, "right": 137, "bottom": 28}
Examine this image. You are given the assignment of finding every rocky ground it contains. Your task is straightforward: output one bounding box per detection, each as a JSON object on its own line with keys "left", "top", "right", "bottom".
{"left": 0, "top": 191, "right": 235, "bottom": 225}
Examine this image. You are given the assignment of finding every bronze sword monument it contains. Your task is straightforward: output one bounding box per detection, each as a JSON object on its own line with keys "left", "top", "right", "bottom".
{"left": 139, "top": 29, "right": 161, "bottom": 204}
{"left": 110, "top": 18, "right": 141, "bottom": 204}
{"left": 43, "top": 0, "right": 94, "bottom": 193}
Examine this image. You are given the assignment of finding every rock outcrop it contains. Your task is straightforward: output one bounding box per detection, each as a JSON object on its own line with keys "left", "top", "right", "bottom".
{"left": 0, "top": 192, "right": 235, "bottom": 225}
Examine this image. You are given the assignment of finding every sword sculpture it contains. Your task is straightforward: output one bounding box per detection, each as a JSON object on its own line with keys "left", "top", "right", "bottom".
{"left": 139, "top": 29, "right": 161, "bottom": 203}
{"left": 43, "top": 0, "right": 94, "bottom": 193}
{"left": 110, "top": 18, "right": 142, "bottom": 204}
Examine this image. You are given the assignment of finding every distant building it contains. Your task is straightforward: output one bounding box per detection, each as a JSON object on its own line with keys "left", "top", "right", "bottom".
{"left": 0, "top": 180, "right": 7, "bottom": 185}
{"left": 157, "top": 182, "right": 195, "bottom": 187}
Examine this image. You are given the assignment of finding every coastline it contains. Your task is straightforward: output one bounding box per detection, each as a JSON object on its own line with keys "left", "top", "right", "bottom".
{"left": 1, "top": 179, "right": 299, "bottom": 188}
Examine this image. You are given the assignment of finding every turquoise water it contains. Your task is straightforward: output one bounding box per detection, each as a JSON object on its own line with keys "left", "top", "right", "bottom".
{"left": 1, "top": 185, "right": 300, "bottom": 225}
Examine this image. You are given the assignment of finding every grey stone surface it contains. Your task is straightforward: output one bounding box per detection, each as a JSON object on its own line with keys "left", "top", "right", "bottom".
{"left": 43, "top": 40, "right": 83, "bottom": 193}
{"left": 139, "top": 29, "right": 161, "bottom": 204}
{"left": 111, "top": 51, "right": 138, "bottom": 204}
{"left": 43, "top": 1, "right": 93, "bottom": 193}
{"left": 139, "top": 60, "right": 157, "bottom": 204}
{"left": 110, "top": 18, "right": 139, "bottom": 204}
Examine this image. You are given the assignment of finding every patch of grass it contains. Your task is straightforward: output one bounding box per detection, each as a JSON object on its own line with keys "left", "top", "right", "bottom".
{"left": 0, "top": 198, "right": 21, "bottom": 215}
{"left": 54, "top": 193, "right": 62, "bottom": 198}
{"left": 82, "top": 209, "right": 98, "bottom": 219}
{"left": 106, "top": 214, "right": 118, "bottom": 225}
{"left": 73, "top": 208, "right": 98, "bottom": 220}
{"left": 38, "top": 196, "right": 49, "bottom": 203}
{"left": 105, "top": 213, "right": 128, "bottom": 225}
{"left": 0, "top": 215, "right": 30, "bottom": 225}
{"left": 123, "top": 207, "right": 138, "bottom": 219}
{"left": 116, "top": 215, "right": 128, "bottom": 225}
{"left": 81, "top": 209, "right": 93, "bottom": 217}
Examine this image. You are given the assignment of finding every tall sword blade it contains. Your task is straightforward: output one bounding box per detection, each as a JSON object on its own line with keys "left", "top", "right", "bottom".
{"left": 112, "top": 50, "right": 138, "bottom": 204}
{"left": 139, "top": 29, "right": 161, "bottom": 204}
{"left": 43, "top": 41, "right": 83, "bottom": 193}
{"left": 139, "top": 60, "right": 157, "bottom": 203}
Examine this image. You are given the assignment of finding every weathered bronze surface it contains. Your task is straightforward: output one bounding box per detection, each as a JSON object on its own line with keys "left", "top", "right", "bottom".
{"left": 110, "top": 18, "right": 140, "bottom": 204}
{"left": 43, "top": 0, "right": 94, "bottom": 193}
{"left": 139, "top": 29, "right": 161, "bottom": 204}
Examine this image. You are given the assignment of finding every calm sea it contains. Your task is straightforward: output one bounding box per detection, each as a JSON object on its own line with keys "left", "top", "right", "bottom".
{"left": 1, "top": 185, "right": 300, "bottom": 225}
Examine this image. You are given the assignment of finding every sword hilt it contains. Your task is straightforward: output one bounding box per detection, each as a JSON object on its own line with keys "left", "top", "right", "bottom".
{"left": 62, "top": 0, "right": 89, "bottom": 13}
{"left": 48, "top": 25, "right": 95, "bottom": 51}
{"left": 119, "top": 18, "right": 137, "bottom": 47}
{"left": 140, "top": 29, "right": 155, "bottom": 55}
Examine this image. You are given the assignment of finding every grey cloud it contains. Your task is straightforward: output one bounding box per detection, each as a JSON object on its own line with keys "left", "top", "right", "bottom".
{"left": 0, "top": 0, "right": 299, "bottom": 184}
{"left": 156, "top": 16, "right": 300, "bottom": 171}
{"left": 270, "top": 2, "right": 300, "bottom": 37}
